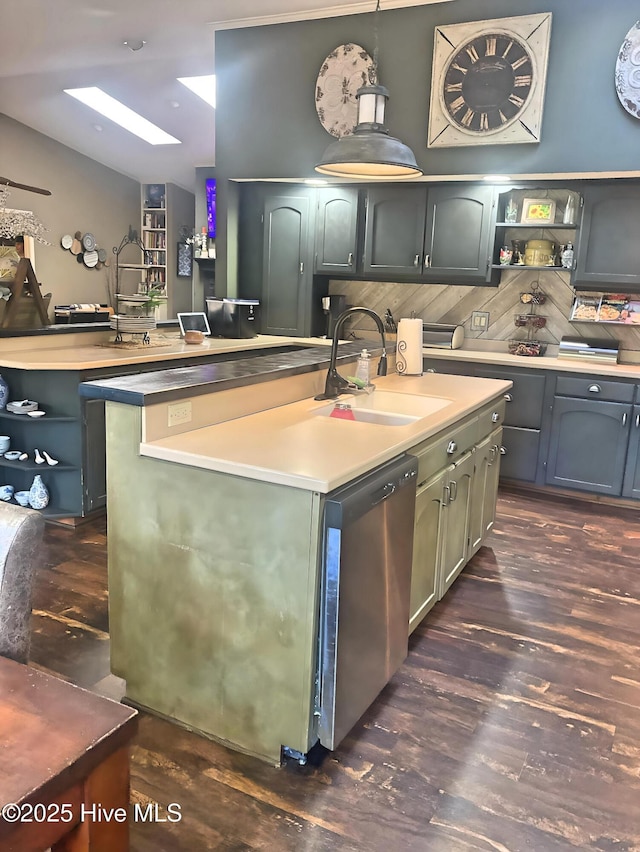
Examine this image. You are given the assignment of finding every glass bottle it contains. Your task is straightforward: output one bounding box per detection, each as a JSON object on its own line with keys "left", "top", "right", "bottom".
{"left": 563, "top": 194, "right": 576, "bottom": 225}
{"left": 511, "top": 240, "right": 524, "bottom": 265}
{"left": 561, "top": 241, "right": 574, "bottom": 269}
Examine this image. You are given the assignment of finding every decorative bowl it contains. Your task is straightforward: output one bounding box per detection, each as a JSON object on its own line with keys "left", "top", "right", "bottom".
{"left": 3, "top": 450, "right": 22, "bottom": 461}
{"left": 7, "top": 400, "right": 38, "bottom": 414}
{"left": 184, "top": 330, "right": 205, "bottom": 345}
{"left": 0, "top": 485, "right": 14, "bottom": 501}
{"left": 27, "top": 410, "right": 46, "bottom": 418}
{"left": 14, "top": 491, "right": 30, "bottom": 507}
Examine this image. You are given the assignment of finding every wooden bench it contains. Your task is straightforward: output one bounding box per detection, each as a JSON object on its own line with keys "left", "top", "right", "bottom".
{"left": 0, "top": 657, "right": 138, "bottom": 851}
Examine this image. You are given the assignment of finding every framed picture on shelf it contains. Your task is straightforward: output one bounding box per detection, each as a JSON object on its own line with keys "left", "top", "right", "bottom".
{"left": 520, "top": 198, "right": 556, "bottom": 225}
{"left": 176, "top": 242, "right": 193, "bottom": 278}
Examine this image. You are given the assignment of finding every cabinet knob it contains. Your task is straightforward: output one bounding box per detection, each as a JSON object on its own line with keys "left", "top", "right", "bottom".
{"left": 504, "top": 393, "right": 513, "bottom": 402}
{"left": 499, "top": 446, "right": 507, "bottom": 455}
{"left": 588, "top": 384, "right": 601, "bottom": 393}
{"left": 623, "top": 412, "right": 628, "bottom": 426}
{"left": 449, "top": 479, "right": 458, "bottom": 502}
{"left": 424, "top": 254, "right": 431, "bottom": 268}
{"left": 299, "top": 262, "right": 304, "bottom": 274}
{"left": 636, "top": 414, "right": 640, "bottom": 428}
{"left": 414, "top": 254, "right": 421, "bottom": 267}
{"left": 347, "top": 252, "right": 353, "bottom": 266}
{"left": 425, "top": 368, "right": 436, "bottom": 373}
{"left": 446, "top": 441, "right": 457, "bottom": 455}
{"left": 491, "top": 412, "right": 500, "bottom": 423}
{"left": 442, "top": 484, "right": 450, "bottom": 506}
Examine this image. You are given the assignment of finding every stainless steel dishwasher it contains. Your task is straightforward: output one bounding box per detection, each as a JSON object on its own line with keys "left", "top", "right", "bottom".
{"left": 317, "top": 454, "right": 418, "bottom": 750}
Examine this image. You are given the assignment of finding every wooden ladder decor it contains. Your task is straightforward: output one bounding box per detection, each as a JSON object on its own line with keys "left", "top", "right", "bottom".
{"left": 2, "top": 257, "right": 50, "bottom": 328}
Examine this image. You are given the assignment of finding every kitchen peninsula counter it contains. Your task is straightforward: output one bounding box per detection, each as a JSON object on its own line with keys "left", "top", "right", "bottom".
{"left": 0, "top": 330, "right": 328, "bottom": 371}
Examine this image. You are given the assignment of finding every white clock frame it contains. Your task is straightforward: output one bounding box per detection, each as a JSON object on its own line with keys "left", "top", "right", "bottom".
{"left": 427, "top": 13, "right": 552, "bottom": 148}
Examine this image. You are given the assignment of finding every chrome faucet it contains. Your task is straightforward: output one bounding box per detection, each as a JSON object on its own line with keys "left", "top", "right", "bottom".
{"left": 315, "top": 307, "right": 388, "bottom": 400}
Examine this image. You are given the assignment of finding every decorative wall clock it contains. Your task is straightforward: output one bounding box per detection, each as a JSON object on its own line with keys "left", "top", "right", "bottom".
{"left": 427, "top": 13, "right": 552, "bottom": 148}
{"left": 315, "top": 43, "right": 374, "bottom": 138}
{"left": 615, "top": 21, "right": 640, "bottom": 119}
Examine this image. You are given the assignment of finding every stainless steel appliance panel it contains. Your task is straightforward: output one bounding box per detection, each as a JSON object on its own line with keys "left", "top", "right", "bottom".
{"left": 318, "top": 455, "right": 418, "bottom": 750}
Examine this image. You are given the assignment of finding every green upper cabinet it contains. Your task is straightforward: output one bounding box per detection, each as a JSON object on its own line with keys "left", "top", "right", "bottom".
{"left": 362, "top": 183, "right": 497, "bottom": 284}
{"left": 314, "top": 187, "right": 360, "bottom": 274}
{"left": 574, "top": 183, "right": 640, "bottom": 290}
{"left": 362, "top": 185, "right": 427, "bottom": 278}
{"left": 424, "top": 184, "right": 496, "bottom": 283}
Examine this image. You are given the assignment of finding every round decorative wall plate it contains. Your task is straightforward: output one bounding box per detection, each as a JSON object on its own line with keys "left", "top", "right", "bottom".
{"left": 616, "top": 21, "right": 640, "bottom": 118}
{"left": 315, "top": 43, "right": 374, "bottom": 138}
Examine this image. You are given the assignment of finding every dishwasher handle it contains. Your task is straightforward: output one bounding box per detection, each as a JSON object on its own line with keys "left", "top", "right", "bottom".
{"left": 372, "top": 482, "right": 396, "bottom": 506}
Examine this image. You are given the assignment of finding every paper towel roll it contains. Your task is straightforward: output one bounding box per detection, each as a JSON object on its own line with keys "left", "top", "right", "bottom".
{"left": 396, "top": 318, "right": 423, "bottom": 375}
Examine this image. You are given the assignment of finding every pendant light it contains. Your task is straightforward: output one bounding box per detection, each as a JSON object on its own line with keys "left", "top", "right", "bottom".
{"left": 315, "top": 0, "right": 422, "bottom": 179}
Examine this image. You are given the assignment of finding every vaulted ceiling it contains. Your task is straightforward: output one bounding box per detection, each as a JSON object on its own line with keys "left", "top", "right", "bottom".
{"left": 1, "top": 0, "right": 452, "bottom": 193}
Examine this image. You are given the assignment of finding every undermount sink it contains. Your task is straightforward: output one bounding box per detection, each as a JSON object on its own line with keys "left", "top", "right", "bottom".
{"left": 311, "top": 391, "right": 452, "bottom": 426}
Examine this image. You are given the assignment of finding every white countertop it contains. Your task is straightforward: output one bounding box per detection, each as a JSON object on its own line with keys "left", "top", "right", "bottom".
{"left": 422, "top": 346, "right": 640, "bottom": 379}
{"left": 0, "top": 333, "right": 328, "bottom": 371}
{"left": 140, "top": 373, "right": 511, "bottom": 493}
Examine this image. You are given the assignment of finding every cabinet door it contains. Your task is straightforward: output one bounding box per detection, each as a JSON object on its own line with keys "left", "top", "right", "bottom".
{"left": 423, "top": 184, "right": 495, "bottom": 283}
{"left": 622, "top": 405, "right": 640, "bottom": 500}
{"left": 362, "top": 186, "right": 427, "bottom": 277}
{"left": 499, "top": 426, "right": 540, "bottom": 482}
{"left": 83, "top": 398, "right": 106, "bottom": 512}
{"left": 409, "top": 469, "right": 446, "bottom": 633}
{"left": 546, "top": 397, "right": 631, "bottom": 495}
{"left": 261, "top": 194, "right": 314, "bottom": 336}
{"left": 574, "top": 185, "right": 640, "bottom": 290}
{"left": 468, "top": 428, "right": 502, "bottom": 556}
{"left": 440, "top": 450, "right": 474, "bottom": 597}
{"left": 314, "top": 187, "right": 359, "bottom": 274}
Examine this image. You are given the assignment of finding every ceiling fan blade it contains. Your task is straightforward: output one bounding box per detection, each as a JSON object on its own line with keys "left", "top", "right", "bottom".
{"left": 0, "top": 177, "right": 52, "bottom": 196}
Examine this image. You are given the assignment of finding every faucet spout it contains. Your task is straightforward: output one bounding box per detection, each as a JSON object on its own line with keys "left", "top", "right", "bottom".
{"left": 315, "top": 306, "right": 387, "bottom": 401}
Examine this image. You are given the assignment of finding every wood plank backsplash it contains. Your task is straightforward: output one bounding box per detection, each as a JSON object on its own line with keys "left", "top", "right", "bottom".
{"left": 329, "top": 272, "right": 640, "bottom": 356}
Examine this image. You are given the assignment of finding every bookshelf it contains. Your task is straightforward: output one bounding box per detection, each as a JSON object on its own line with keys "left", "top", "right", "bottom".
{"left": 141, "top": 182, "right": 195, "bottom": 318}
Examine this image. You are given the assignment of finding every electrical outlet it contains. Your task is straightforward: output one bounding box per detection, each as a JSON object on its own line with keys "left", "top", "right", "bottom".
{"left": 471, "top": 311, "right": 490, "bottom": 331}
{"left": 167, "top": 401, "right": 192, "bottom": 427}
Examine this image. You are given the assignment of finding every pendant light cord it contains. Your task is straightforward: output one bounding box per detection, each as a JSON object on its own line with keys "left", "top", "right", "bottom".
{"left": 371, "top": 0, "right": 381, "bottom": 85}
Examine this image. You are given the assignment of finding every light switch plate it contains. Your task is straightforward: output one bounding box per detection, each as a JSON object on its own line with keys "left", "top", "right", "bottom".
{"left": 471, "top": 311, "right": 490, "bottom": 331}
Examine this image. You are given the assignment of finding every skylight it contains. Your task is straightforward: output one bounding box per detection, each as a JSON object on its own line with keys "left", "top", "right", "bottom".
{"left": 177, "top": 75, "right": 216, "bottom": 109}
{"left": 64, "top": 87, "right": 181, "bottom": 145}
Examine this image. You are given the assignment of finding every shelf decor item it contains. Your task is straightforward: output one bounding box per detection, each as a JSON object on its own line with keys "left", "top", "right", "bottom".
{"left": 427, "top": 13, "right": 552, "bottom": 148}
{"left": 28, "top": 474, "right": 49, "bottom": 510}
{"left": 520, "top": 198, "right": 556, "bottom": 225}
{"left": 0, "top": 375, "right": 8, "bottom": 410}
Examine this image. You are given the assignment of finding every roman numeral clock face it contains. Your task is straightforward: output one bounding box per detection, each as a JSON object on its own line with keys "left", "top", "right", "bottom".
{"left": 427, "top": 14, "right": 552, "bottom": 148}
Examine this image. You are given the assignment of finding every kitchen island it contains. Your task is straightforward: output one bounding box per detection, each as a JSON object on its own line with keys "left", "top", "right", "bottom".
{"left": 81, "top": 354, "right": 511, "bottom": 764}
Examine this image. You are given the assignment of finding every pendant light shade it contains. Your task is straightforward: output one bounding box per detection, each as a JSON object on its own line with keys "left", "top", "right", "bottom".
{"left": 315, "top": 4, "right": 422, "bottom": 180}
{"left": 315, "top": 84, "right": 422, "bottom": 178}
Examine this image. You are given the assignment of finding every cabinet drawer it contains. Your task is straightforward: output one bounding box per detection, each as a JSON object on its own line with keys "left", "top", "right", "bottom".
{"left": 475, "top": 367, "right": 546, "bottom": 428}
{"left": 499, "top": 426, "right": 540, "bottom": 482}
{"left": 555, "top": 376, "right": 635, "bottom": 403}
{"left": 476, "top": 399, "right": 506, "bottom": 438}
{"left": 412, "top": 417, "right": 479, "bottom": 485}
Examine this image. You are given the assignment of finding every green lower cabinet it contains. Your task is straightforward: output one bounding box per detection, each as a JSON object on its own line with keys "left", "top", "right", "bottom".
{"left": 439, "top": 451, "right": 475, "bottom": 599}
{"left": 468, "top": 427, "right": 502, "bottom": 557}
{"left": 409, "top": 469, "right": 446, "bottom": 633}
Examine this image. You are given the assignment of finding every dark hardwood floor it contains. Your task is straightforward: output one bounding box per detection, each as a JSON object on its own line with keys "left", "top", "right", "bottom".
{"left": 28, "top": 489, "right": 640, "bottom": 851}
